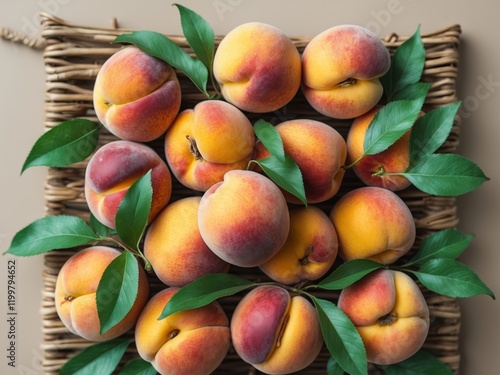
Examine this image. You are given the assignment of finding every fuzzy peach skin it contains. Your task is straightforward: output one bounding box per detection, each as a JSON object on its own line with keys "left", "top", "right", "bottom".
{"left": 301, "top": 24, "right": 391, "bottom": 119}
{"left": 164, "top": 100, "right": 255, "bottom": 192}
{"left": 198, "top": 170, "right": 290, "bottom": 268}
{"left": 213, "top": 22, "right": 302, "bottom": 113}
{"left": 329, "top": 186, "right": 415, "bottom": 264}
{"left": 259, "top": 206, "right": 338, "bottom": 285}
{"left": 93, "top": 46, "right": 182, "bottom": 142}
{"left": 135, "top": 287, "right": 230, "bottom": 375}
{"left": 231, "top": 285, "right": 323, "bottom": 374}
{"left": 144, "top": 196, "right": 230, "bottom": 287}
{"left": 85, "top": 140, "right": 172, "bottom": 229}
{"left": 55, "top": 246, "right": 149, "bottom": 342}
{"left": 338, "top": 269, "right": 430, "bottom": 365}
{"left": 253, "top": 119, "right": 347, "bottom": 204}
{"left": 347, "top": 105, "right": 412, "bottom": 191}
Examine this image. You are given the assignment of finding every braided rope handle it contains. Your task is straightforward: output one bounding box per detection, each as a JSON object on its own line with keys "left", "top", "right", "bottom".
{"left": 0, "top": 26, "right": 45, "bottom": 49}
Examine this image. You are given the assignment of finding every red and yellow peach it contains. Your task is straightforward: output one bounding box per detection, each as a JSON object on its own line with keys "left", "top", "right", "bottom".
{"left": 85, "top": 140, "right": 172, "bottom": 229}
{"left": 301, "top": 25, "right": 391, "bottom": 119}
{"left": 135, "top": 287, "right": 230, "bottom": 375}
{"left": 213, "top": 22, "right": 302, "bottom": 113}
{"left": 338, "top": 269, "right": 430, "bottom": 365}
{"left": 231, "top": 285, "right": 323, "bottom": 374}
{"left": 198, "top": 170, "right": 290, "bottom": 268}
{"left": 164, "top": 100, "right": 255, "bottom": 192}
{"left": 93, "top": 46, "right": 182, "bottom": 142}
{"left": 55, "top": 246, "right": 149, "bottom": 341}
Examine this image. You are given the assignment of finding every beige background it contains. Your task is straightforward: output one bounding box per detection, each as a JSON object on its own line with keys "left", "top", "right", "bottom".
{"left": 1, "top": 0, "right": 498, "bottom": 374}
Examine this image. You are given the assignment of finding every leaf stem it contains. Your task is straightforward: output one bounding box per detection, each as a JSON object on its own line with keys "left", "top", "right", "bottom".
{"left": 98, "top": 236, "right": 152, "bottom": 272}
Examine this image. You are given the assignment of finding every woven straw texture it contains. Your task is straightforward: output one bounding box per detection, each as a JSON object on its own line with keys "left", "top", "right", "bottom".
{"left": 3, "top": 12, "right": 463, "bottom": 374}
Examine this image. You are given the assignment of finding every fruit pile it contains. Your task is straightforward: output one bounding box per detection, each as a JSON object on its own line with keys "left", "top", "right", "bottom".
{"left": 6, "top": 5, "right": 492, "bottom": 375}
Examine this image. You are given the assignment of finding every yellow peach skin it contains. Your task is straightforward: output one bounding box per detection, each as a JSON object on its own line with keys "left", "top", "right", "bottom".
{"left": 347, "top": 106, "right": 412, "bottom": 191}
{"left": 164, "top": 100, "right": 255, "bottom": 192}
{"left": 135, "top": 287, "right": 231, "bottom": 375}
{"left": 259, "top": 206, "right": 338, "bottom": 285}
{"left": 144, "top": 196, "right": 230, "bottom": 287}
{"left": 253, "top": 119, "right": 347, "bottom": 204}
{"left": 213, "top": 22, "right": 302, "bottom": 113}
{"left": 55, "top": 246, "right": 149, "bottom": 342}
{"left": 231, "top": 285, "right": 323, "bottom": 374}
{"left": 330, "top": 186, "right": 416, "bottom": 264}
{"left": 302, "top": 24, "right": 391, "bottom": 119}
{"left": 85, "top": 140, "right": 172, "bottom": 229}
{"left": 338, "top": 269, "right": 430, "bottom": 365}
{"left": 198, "top": 170, "right": 290, "bottom": 268}
{"left": 93, "top": 46, "right": 182, "bottom": 142}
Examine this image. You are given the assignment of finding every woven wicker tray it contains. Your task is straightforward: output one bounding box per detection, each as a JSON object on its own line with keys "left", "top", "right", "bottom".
{"left": 4, "top": 12, "right": 463, "bottom": 374}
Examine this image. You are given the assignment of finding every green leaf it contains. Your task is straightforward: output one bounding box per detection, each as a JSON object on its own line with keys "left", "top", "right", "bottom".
{"left": 114, "top": 31, "right": 209, "bottom": 96}
{"left": 382, "top": 350, "right": 454, "bottom": 375}
{"left": 97, "top": 251, "right": 140, "bottom": 334}
{"left": 409, "top": 259, "right": 495, "bottom": 299}
{"left": 312, "top": 297, "right": 367, "bottom": 375}
{"left": 115, "top": 170, "right": 153, "bottom": 251}
{"left": 4, "top": 215, "right": 99, "bottom": 256}
{"left": 90, "top": 212, "right": 116, "bottom": 238}
{"left": 390, "top": 82, "right": 431, "bottom": 102}
{"left": 409, "top": 101, "right": 462, "bottom": 166}
{"left": 119, "top": 358, "right": 157, "bottom": 375}
{"left": 59, "top": 338, "right": 131, "bottom": 375}
{"left": 327, "top": 356, "right": 347, "bottom": 375}
{"left": 407, "top": 229, "right": 474, "bottom": 266}
{"left": 253, "top": 155, "right": 307, "bottom": 206}
{"left": 363, "top": 98, "right": 425, "bottom": 157}
{"left": 173, "top": 3, "right": 215, "bottom": 72}
{"left": 160, "top": 273, "right": 255, "bottom": 319}
{"left": 380, "top": 26, "right": 425, "bottom": 101}
{"left": 254, "top": 119, "right": 286, "bottom": 162}
{"left": 21, "top": 119, "right": 100, "bottom": 173}
{"left": 316, "top": 259, "right": 385, "bottom": 290}
{"left": 404, "top": 153, "right": 489, "bottom": 196}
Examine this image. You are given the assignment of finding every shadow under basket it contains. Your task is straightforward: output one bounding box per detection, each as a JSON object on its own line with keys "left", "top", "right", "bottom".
{"left": 5, "top": 12, "right": 463, "bottom": 374}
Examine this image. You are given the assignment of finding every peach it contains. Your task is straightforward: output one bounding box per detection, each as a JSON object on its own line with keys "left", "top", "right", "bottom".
{"left": 135, "top": 287, "right": 230, "bottom": 375}
{"left": 259, "top": 206, "right": 338, "bottom": 285}
{"left": 231, "top": 285, "right": 323, "bottom": 374}
{"left": 93, "top": 46, "right": 182, "bottom": 142}
{"left": 338, "top": 269, "right": 430, "bottom": 365}
{"left": 198, "top": 170, "right": 290, "bottom": 268}
{"left": 164, "top": 100, "right": 255, "bottom": 192}
{"left": 143, "top": 196, "right": 230, "bottom": 287}
{"left": 301, "top": 24, "right": 391, "bottom": 119}
{"left": 253, "top": 119, "right": 347, "bottom": 204}
{"left": 55, "top": 246, "right": 149, "bottom": 341}
{"left": 213, "top": 22, "right": 302, "bottom": 113}
{"left": 347, "top": 106, "right": 412, "bottom": 191}
{"left": 85, "top": 140, "right": 172, "bottom": 229}
{"left": 329, "top": 186, "right": 415, "bottom": 264}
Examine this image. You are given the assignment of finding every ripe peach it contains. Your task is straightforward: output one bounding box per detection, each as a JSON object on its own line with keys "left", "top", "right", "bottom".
{"left": 85, "top": 140, "right": 172, "bottom": 229}
{"left": 144, "top": 196, "right": 230, "bottom": 287}
{"left": 198, "top": 170, "right": 290, "bottom": 268}
{"left": 135, "top": 287, "right": 230, "bottom": 375}
{"left": 164, "top": 100, "right": 255, "bottom": 192}
{"left": 338, "top": 269, "right": 430, "bottom": 365}
{"left": 93, "top": 46, "right": 182, "bottom": 142}
{"left": 301, "top": 25, "right": 391, "bottom": 119}
{"left": 231, "top": 285, "right": 323, "bottom": 374}
{"left": 329, "top": 186, "right": 415, "bottom": 264}
{"left": 213, "top": 22, "right": 302, "bottom": 113}
{"left": 347, "top": 106, "right": 412, "bottom": 191}
{"left": 259, "top": 206, "right": 338, "bottom": 285}
{"left": 253, "top": 119, "right": 347, "bottom": 204}
{"left": 54, "top": 246, "right": 149, "bottom": 341}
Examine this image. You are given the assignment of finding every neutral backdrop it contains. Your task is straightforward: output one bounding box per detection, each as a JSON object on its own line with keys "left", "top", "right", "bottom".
{"left": 1, "top": 1, "right": 498, "bottom": 374}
